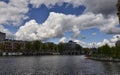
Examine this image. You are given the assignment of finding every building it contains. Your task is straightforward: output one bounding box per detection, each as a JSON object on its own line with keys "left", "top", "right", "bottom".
{"left": 116, "top": 40, "right": 120, "bottom": 47}
{"left": 0, "top": 32, "right": 6, "bottom": 41}
{"left": 0, "top": 40, "right": 25, "bottom": 52}
{"left": 67, "top": 40, "right": 76, "bottom": 50}
{"left": 60, "top": 40, "right": 82, "bottom": 55}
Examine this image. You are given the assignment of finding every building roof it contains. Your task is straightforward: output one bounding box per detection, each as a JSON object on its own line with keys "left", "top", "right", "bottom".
{"left": 116, "top": 40, "right": 120, "bottom": 46}
{"left": 116, "top": 40, "right": 120, "bottom": 43}
{"left": 0, "top": 32, "right": 5, "bottom": 34}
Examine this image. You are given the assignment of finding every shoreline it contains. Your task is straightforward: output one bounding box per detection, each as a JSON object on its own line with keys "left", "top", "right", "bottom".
{"left": 85, "top": 56, "right": 120, "bottom": 62}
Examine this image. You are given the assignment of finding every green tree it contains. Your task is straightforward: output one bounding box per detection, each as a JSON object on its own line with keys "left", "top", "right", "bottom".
{"left": 0, "top": 43, "right": 5, "bottom": 52}
{"left": 75, "top": 44, "right": 82, "bottom": 51}
{"left": 25, "top": 41, "right": 32, "bottom": 50}
{"left": 98, "top": 44, "right": 111, "bottom": 57}
{"left": 16, "top": 43, "right": 21, "bottom": 51}
{"left": 47, "top": 42, "right": 56, "bottom": 52}
{"left": 57, "top": 43, "right": 64, "bottom": 53}
{"left": 32, "top": 40, "right": 41, "bottom": 52}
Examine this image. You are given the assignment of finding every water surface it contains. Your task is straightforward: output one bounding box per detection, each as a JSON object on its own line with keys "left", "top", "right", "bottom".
{"left": 0, "top": 55, "right": 120, "bottom": 75}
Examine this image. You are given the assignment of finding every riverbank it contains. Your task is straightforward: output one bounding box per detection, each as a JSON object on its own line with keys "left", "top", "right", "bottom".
{"left": 0, "top": 52, "right": 83, "bottom": 56}
{"left": 85, "top": 56, "right": 120, "bottom": 62}
{"left": 0, "top": 52, "right": 59, "bottom": 56}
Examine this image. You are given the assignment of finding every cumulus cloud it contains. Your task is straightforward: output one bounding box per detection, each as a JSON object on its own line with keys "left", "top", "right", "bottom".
{"left": 93, "top": 39, "right": 116, "bottom": 48}
{"left": 94, "top": 38, "right": 117, "bottom": 48}
{"left": 92, "top": 32, "right": 96, "bottom": 36}
{"left": 74, "top": 40, "right": 92, "bottom": 48}
{"left": 0, "top": 0, "right": 29, "bottom": 26}
{"left": 0, "top": 0, "right": 83, "bottom": 26}
{"left": 94, "top": 35, "right": 120, "bottom": 48}
{"left": 0, "top": 0, "right": 119, "bottom": 47}
{"left": 15, "top": 12, "right": 118, "bottom": 41}
{"left": 59, "top": 37, "right": 67, "bottom": 43}
{"left": 83, "top": 0, "right": 117, "bottom": 16}
{"left": 99, "top": 15, "right": 119, "bottom": 33}
{"left": 72, "top": 26, "right": 80, "bottom": 38}
{"left": 0, "top": 0, "right": 118, "bottom": 26}
{"left": 106, "top": 27, "right": 120, "bottom": 34}
{"left": 29, "top": 0, "right": 118, "bottom": 16}
{"left": 111, "top": 34, "right": 120, "bottom": 42}
{"left": 29, "top": 0, "right": 84, "bottom": 8}
{"left": 15, "top": 20, "right": 39, "bottom": 41}
{"left": 0, "top": 25, "right": 14, "bottom": 39}
{"left": 98, "top": 39, "right": 116, "bottom": 47}
{"left": 74, "top": 39, "right": 115, "bottom": 48}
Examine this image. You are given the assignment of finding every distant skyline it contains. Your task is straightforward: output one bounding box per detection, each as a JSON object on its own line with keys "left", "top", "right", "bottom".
{"left": 0, "top": 0, "right": 120, "bottom": 47}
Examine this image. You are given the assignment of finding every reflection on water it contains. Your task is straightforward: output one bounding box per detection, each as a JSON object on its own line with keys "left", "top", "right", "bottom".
{"left": 0, "top": 55, "right": 120, "bottom": 75}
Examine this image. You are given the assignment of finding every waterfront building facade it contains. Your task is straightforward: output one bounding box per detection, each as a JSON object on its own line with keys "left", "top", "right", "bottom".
{"left": 0, "top": 40, "right": 25, "bottom": 52}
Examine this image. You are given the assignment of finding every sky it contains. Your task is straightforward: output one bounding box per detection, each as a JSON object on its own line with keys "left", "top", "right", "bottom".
{"left": 0, "top": 0, "right": 120, "bottom": 47}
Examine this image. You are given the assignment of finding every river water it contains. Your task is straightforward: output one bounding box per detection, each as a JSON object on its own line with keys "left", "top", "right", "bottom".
{"left": 0, "top": 55, "right": 120, "bottom": 75}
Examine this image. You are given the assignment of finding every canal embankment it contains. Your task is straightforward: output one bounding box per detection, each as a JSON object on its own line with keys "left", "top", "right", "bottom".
{"left": 85, "top": 56, "right": 120, "bottom": 62}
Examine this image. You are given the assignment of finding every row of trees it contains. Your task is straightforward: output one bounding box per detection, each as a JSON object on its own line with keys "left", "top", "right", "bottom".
{"left": 24, "top": 41, "right": 59, "bottom": 53}
{"left": 0, "top": 40, "right": 119, "bottom": 57}
{"left": 0, "top": 40, "right": 82, "bottom": 55}
{"left": 91, "top": 44, "right": 120, "bottom": 59}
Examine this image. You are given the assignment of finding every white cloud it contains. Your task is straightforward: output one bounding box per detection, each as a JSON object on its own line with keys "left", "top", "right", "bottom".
{"left": 0, "top": 0, "right": 29, "bottom": 26}
{"left": 83, "top": 0, "right": 117, "bottom": 16}
{"left": 29, "top": 0, "right": 118, "bottom": 16}
{"left": 29, "top": 0, "right": 84, "bottom": 8}
{"left": 15, "top": 12, "right": 118, "bottom": 41}
{"left": 59, "top": 37, "right": 67, "bottom": 43}
{"left": 111, "top": 34, "right": 120, "bottom": 42}
{"left": 15, "top": 20, "right": 39, "bottom": 41}
{"left": 106, "top": 27, "right": 120, "bottom": 34}
{"left": 0, "top": 0, "right": 118, "bottom": 26}
{"left": 0, "top": 25, "right": 14, "bottom": 39}
{"left": 102, "top": 39, "right": 110, "bottom": 45}
{"left": 74, "top": 40, "right": 92, "bottom": 48}
{"left": 0, "top": 0, "right": 119, "bottom": 48}
{"left": 0, "top": 0, "right": 84, "bottom": 26}
{"left": 74, "top": 39, "right": 115, "bottom": 48}
{"left": 99, "top": 15, "right": 119, "bottom": 34}
{"left": 72, "top": 26, "right": 80, "bottom": 38}
{"left": 30, "top": 0, "right": 118, "bottom": 15}
{"left": 92, "top": 32, "right": 96, "bottom": 36}
{"left": 95, "top": 39, "right": 115, "bottom": 47}
{"left": 94, "top": 35, "right": 120, "bottom": 48}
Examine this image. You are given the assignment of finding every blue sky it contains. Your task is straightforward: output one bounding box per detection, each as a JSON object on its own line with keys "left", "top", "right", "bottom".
{"left": 0, "top": 0, "right": 120, "bottom": 47}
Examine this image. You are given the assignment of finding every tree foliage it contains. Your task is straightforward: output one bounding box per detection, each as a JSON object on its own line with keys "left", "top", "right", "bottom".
{"left": 91, "top": 44, "right": 120, "bottom": 59}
